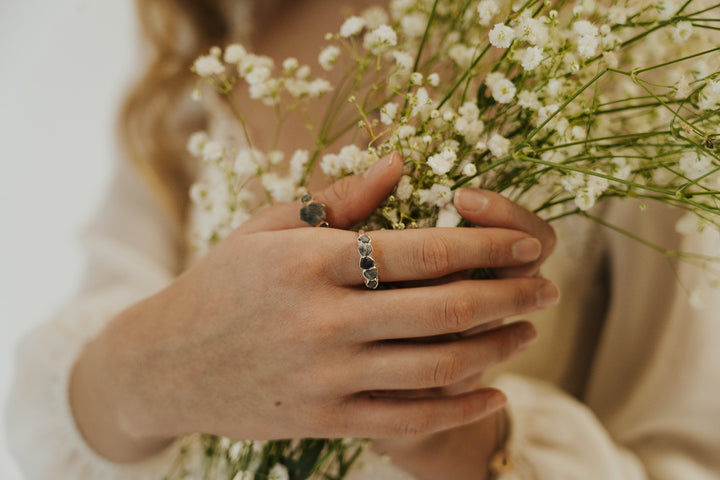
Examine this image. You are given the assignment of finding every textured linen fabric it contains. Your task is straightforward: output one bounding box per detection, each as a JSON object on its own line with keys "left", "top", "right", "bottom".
{"left": 6, "top": 150, "right": 720, "bottom": 479}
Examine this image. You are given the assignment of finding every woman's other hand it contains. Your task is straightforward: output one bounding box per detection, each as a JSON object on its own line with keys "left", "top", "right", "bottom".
{"left": 69, "top": 153, "right": 559, "bottom": 464}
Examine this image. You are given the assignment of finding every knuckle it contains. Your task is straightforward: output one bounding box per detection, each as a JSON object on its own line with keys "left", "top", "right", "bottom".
{"left": 432, "top": 350, "right": 463, "bottom": 386}
{"left": 481, "top": 235, "right": 505, "bottom": 267}
{"left": 325, "top": 177, "right": 353, "bottom": 205}
{"left": 397, "top": 412, "right": 431, "bottom": 437}
{"left": 511, "top": 281, "right": 537, "bottom": 311}
{"left": 441, "top": 295, "right": 473, "bottom": 333}
{"left": 420, "top": 235, "right": 452, "bottom": 275}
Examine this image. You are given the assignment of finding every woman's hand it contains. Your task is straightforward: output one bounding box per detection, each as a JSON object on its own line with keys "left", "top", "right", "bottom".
{"left": 70, "top": 153, "right": 559, "bottom": 464}
{"left": 370, "top": 183, "right": 558, "bottom": 480}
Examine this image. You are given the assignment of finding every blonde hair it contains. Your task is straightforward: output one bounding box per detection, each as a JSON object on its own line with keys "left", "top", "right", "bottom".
{"left": 118, "top": 0, "right": 234, "bottom": 227}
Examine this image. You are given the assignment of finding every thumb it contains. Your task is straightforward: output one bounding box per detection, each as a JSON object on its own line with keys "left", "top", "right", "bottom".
{"left": 238, "top": 152, "right": 403, "bottom": 233}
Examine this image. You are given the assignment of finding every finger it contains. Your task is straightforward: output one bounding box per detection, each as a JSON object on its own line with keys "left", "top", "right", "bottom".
{"left": 454, "top": 188, "right": 557, "bottom": 277}
{"left": 238, "top": 152, "right": 403, "bottom": 233}
{"left": 348, "top": 278, "right": 558, "bottom": 340}
{"left": 326, "top": 227, "right": 542, "bottom": 285}
{"left": 353, "top": 321, "right": 536, "bottom": 391}
{"left": 342, "top": 388, "right": 506, "bottom": 438}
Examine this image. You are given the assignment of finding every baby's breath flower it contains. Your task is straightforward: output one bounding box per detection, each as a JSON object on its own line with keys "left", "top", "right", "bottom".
{"left": 655, "top": 0, "right": 677, "bottom": 20}
{"left": 232, "top": 471, "right": 253, "bottom": 480}
{"left": 202, "top": 140, "right": 224, "bottom": 163}
{"left": 448, "top": 44, "right": 475, "bottom": 68}
{"left": 410, "top": 87, "right": 433, "bottom": 119}
{"left": 262, "top": 173, "right": 296, "bottom": 203}
{"left": 187, "top": 131, "right": 209, "bottom": 156}
{"left": 489, "top": 23, "right": 515, "bottom": 49}
{"left": 488, "top": 133, "right": 511, "bottom": 157}
{"left": 193, "top": 55, "right": 225, "bottom": 77}
{"left": 381, "top": 102, "right": 398, "bottom": 125}
{"left": 396, "top": 125, "right": 416, "bottom": 140}
{"left": 491, "top": 78, "right": 517, "bottom": 104}
{"left": 602, "top": 51, "right": 619, "bottom": 69}
{"left": 674, "top": 75, "right": 692, "bottom": 99}
{"left": 428, "top": 149, "right": 458, "bottom": 176}
{"left": 437, "top": 203, "right": 462, "bottom": 227}
{"left": 520, "top": 46, "right": 544, "bottom": 71}
{"left": 679, "top": 151, "right": 712, "bottom": 178}
{"left": 308, "top": 78, "right": 332, "bottom": 96}
{"left": 391, "top": 50, "right": 415, "bottom": 72}
{"left": 318, "top": 46, "right": 341, "bottom": 71}
{"left": 484, "top": 72, "right": 505, "bottom": 89}
{"left": 455, "top": 104, "right": 475, "bottom": 122}
{"left": 401, "top": 13, "right": 427, "bottom": 38}
{"left": 463, "top": 163, "right": 477, "bottom": 176}
{"left": 608, "top": 5, "right": 627, "bottom": 25}
{"left": 296, "top": 65, "right": 311, "bottom": 80}
{"left": 340, "top": 16, "right": 366, "bottom": 37}
{"left": 517, "top": 90, "right": 541, "bottom": 110}
{"left": 537, "top": 104, "right": 559, "bottom": 124}
{"left": 364, "top": 25, "right": 398, "bottom": 55}
{"left": 672, "top": 21, "right": 693, "bottom": 43}
{"left": 573, "top": 20, "right": 598, "bottom": 37}
{"left": 268, "top": 463, "right": 290, "bottom": 480}
{"left": 282, "top": 57, "right": 299, "bottom": 74}
{"left": 410, "top": 72, "right": 423, "bottom": 85}
{"left": 419, "top": 183, "right": 453, "bottom": 207}
{"left": 290, "top": 150, "right": 309, "bottom": 181}
{"left": 224, "top": 44, "right": 247, "bottom": 64}
{"left": 477, "top": 0, "right": 500, "bottom": 26}
{"left": 396, "top": 175, "right": 414, "bottom": 200}
{"left": 268, "top": 150, "right": 284, "bottom": 165}
{"left": 455, "top": 117, "right": 485, "bottom": 143}
{"left": 427, "top": 73, "right": 440, "bottom": 87}
{"left": 363, "top": 6, "right": 390, "bottom": 29}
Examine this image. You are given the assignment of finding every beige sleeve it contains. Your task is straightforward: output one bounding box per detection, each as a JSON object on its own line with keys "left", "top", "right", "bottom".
{"left": 6, "top": 159, "right": 188, "bottom": 479}
{"left": 495, "top": 200, "right": 720, "bottom": 479}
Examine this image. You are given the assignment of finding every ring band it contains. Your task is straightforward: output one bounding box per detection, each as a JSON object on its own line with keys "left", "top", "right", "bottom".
{"left": 357, "top": 230, "right": 379, "bottom": 289}
{"left": 299, "top": 193, "right": 329, "bottom": 227}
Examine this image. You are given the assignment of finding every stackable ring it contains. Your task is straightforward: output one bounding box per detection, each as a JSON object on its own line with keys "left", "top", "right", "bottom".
{"left": 357, "top": 230, "right": 379, "bottom": 289}
{"left": 299, "top": 193, "right": 329, "bottom": 227}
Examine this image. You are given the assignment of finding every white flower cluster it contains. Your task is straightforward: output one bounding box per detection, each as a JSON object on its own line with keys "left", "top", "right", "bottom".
{"left": 180, "top": 0, "right": 720, "bottom": 476}
{"left": 194, "top": 44, "right": 332, "bottom": 106}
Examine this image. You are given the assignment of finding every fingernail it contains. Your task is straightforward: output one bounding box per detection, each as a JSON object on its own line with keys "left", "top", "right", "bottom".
{"left": 512, "top": 238, "right": 541, "bottom": 262}
{"left": 536, "top": 281, "right": 560, "bottom": 308}
{"left": 455, "top": 189, "right": 489, "bottom": 213}
{"left": 487, "top": 391, "right": 507, "bottom": 411}
{"left": 364, "top": 152, "right": 398, "bottom": 178}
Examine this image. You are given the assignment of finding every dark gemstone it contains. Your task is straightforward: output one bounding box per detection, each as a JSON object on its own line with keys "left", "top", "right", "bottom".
{"left": 300, "top": 201, "right": 326, "bottom": 226}
{"left": 366, "top": 279, "right": 379, "bottom": 289}
{"left": 360, "top": 256, "right": 375, "bottom": 269}
{"left": 300, "top": 193, "right": 313, "bottom": 203}
{"left": 358, "top": 243, "right": 373, "bottom": 256}
{"left": 363, "top": 267, "right": 378, "bottom": 281}
{"left": 318, "top": 221, "right": 329, "bottom": 227}
{"left": 358, "top": 234, "right": 371, "bottom": 243}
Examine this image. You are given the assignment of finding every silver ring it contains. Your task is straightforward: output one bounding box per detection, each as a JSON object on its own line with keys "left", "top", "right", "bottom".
{"left": 299, "top": 193, "right": 329, "bottom": 227}
{"left": 357, "top": 230, "right": 379, "bottom": 289}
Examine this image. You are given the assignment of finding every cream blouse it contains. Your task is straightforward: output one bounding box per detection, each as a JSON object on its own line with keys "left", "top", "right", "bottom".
{"left": 6, "top": 143, "right": 720, "bottom": 479}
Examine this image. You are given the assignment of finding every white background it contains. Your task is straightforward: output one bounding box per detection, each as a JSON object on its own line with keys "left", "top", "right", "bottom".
{"left": 0, "top": 2, "right": 139, "bottom": 477}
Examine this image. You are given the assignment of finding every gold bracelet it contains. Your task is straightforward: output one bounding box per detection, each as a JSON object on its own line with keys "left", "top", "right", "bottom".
{"left": 488, "top": 408, "right": 514, "bottom": 479}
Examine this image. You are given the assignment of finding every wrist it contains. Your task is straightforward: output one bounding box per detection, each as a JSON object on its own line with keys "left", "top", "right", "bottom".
{"left": 69, "top": 293, "right": 179, "bottom": 462}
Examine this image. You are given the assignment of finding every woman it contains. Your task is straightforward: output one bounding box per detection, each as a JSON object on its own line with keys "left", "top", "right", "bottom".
{"left": 7, "top": 0, "right": 720, "bottom": 479}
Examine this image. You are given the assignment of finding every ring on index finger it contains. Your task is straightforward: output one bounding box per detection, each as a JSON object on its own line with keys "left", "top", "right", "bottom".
{"left": 299, "top": 193, "right": 329, "bottom": 227}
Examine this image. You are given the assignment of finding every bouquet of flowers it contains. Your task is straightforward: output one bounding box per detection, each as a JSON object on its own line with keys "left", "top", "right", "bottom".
{"left": 170, "top": 0, "right": 720, "bottom": 478}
